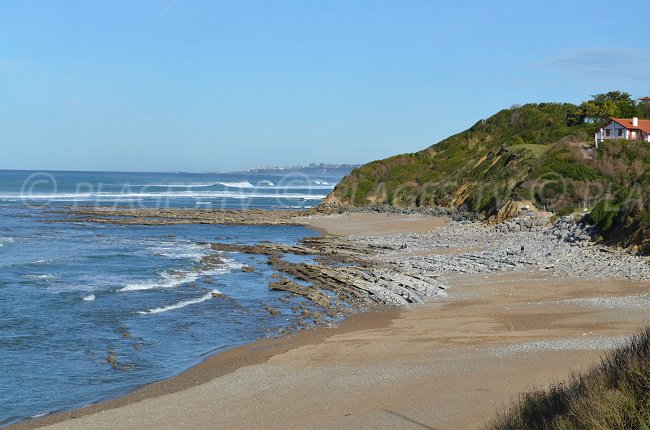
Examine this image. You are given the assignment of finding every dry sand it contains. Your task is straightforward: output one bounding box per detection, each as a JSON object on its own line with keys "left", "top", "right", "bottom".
{"left": 16, "top": 213, "right": 650, "bottom": 430}
{"left": 305, "top": 212, "right": 450, "bottom": 236}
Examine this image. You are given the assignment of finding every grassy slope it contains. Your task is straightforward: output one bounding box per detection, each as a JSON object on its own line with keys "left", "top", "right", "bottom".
{"left": 484, "top": 327, "right": 650, "bottom": 430}
{"left": 325, "top": 103, "right": 650, "bottom": 253}
{"left": 510, "top": 143, "right": 551, "bottom": 158}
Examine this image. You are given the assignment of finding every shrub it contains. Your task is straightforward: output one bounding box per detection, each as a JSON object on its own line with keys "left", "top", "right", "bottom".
{"left": 484, "top": 326, "right": 650, "bottom": 430}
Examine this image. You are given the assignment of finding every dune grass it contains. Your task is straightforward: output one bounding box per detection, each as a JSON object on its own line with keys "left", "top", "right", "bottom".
{"left": 484, "top": 326, "right": 650, "bottom": 430}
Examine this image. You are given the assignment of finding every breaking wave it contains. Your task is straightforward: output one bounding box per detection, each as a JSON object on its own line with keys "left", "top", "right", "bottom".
{"left": 1, "top": 190, "right": 328, "bottom": 201}
{"left": 22, "top": 274, "right": 59, "bottom": 282}
{"left": 149, "top": 242, "right": 209, "bottom": 261}
{"left": 136, "top": 183, "right": 217, "bottom": 188}
{"left": 217, "top": 181, "right": 255, "bottom": 188}
{"left": 119, "top": 258, "right": 243, "bottom": 292}
{"left": 119, "top": 271, "right": 199, "bottom": 292}
{"left": 137, "top": 290, "right": 221, "bottom": 315}
{"left": 0, "top": 237, "right": 14, "bottom": 247}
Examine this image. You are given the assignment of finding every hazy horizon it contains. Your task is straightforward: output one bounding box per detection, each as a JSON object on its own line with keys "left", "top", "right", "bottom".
{"left": 0, "top": 161, "right": 358, "bottom": 175}
{"left": 2, "top": 0, "right": 649, "bottom": 172}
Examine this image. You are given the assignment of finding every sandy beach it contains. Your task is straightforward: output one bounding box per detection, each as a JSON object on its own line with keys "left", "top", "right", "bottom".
{"left": 14, "top": 212, "right": 650, "bottom": 430}
{"left": 305, "top": 212, "right": 450, "bottom": 236}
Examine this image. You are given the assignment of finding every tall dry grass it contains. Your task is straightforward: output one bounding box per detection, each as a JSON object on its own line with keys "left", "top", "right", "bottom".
{"left": 485, "top": 326, "right": 650, "bottom": 430}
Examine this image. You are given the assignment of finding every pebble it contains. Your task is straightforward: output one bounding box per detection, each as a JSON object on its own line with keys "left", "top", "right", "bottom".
{"left": 351, "top": 215, "right": 650, "bottom": 283}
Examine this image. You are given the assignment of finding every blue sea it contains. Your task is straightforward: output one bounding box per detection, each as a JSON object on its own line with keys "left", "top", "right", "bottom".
{"left": 0, "top": 169, "right": 346, "bottom": 426}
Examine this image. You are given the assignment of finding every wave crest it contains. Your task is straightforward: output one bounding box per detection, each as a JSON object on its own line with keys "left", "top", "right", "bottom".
{"left": 1, "top": 190, "right": 328, "bottom": 201}
{"left": 137, "top": 290, "right": 222, "bottom": 315}
{"left": 119, "top": 258, "right": 242, "bottom": 292}
{"left": 217, "top": 181, "right": 255, "bottom": 188}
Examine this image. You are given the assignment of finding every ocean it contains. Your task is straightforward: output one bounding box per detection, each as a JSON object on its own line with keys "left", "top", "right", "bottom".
{"left": 0, "top": 169, "right": 345, "bottom": 426}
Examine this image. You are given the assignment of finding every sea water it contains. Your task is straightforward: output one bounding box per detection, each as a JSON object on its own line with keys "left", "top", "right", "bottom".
{"left": 0, "top": 169, "right": 345, "bottom": 426}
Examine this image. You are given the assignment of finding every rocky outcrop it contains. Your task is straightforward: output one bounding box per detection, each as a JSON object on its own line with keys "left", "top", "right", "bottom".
{"left": 546, "top": 217, "right": 597, "bottom": 246}
{"left": 191, "top": 209, "right": 650, "bottom": 320}
{"left": 488, "top": 199, "right": 536, "bottom": 224}
{"left": 494, "top": 215, "right": 598, "bottom": 247}
{"left": 58, "top": 207, "right": 316, "bottom": 226}
{"left": 206, "top": 234, "right": 449, "bottom": 315}
{"left": 358, "top": 219, "right": 650, "bottom": 280}
{"left": 494, "top": 216, "right": 550, "bottom": 234}
{"left": 269, "top": 276, "right": 333, "bottom": 309}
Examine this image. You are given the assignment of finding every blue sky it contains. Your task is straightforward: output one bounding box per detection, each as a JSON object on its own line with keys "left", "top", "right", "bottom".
{"left": 1, "top": 0, "right": 649, "bottom": 172}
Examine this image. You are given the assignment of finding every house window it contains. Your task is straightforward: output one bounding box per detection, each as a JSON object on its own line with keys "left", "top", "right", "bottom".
{"left": 605, "top": 129, "right": 611, "bottom": 137}
{"left": 617, "top": 129, "right": 623, "bottom": 137}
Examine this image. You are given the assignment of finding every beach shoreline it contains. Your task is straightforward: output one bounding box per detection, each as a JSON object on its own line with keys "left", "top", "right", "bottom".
{"left": 9, "top": 210, "right": 650, "bottom": 430}
{"left": 9, "top": 211, "right": 441, "bottom": 429}
{"left": 9, "top": 306, "right": 400, "bottom": 430}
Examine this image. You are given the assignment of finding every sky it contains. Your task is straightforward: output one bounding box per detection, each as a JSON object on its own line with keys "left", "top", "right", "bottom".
{"left": 1, "top": 0, "right": 649, "bottom": 173}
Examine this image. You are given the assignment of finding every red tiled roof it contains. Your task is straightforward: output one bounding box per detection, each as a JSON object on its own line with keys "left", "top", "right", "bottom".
{"left": 610, "top": 118, "right": 650, "bottom": 134}
{"left": 639, "top": 96, "right": 650, "bottom": 101}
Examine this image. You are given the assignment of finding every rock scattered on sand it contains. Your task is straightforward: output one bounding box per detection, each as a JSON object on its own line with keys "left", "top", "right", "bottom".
{"left": 201, "top": 214, "right": 649, "bottom": 319}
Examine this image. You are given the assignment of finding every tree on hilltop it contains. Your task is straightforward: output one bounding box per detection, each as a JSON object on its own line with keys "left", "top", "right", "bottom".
{"left": 574, "top": 91, "right": 638, "bottom": 123}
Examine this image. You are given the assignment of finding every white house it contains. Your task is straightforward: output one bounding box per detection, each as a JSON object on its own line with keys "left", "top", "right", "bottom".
{"left": 594, "top": 117, "right": 650, "bottom": 146}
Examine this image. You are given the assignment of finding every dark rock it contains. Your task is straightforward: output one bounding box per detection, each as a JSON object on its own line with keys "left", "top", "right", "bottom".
{"left": 264, "top": 306, "right": 281, "bottom": 316}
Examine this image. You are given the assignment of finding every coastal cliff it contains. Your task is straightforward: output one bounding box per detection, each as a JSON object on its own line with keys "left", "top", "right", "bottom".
{"left": 324, "top": 94, "right": 650, "bottom": 254}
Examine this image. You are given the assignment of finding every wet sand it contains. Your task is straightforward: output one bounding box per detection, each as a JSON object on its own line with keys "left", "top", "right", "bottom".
{"left": 14, "top": 213, "right": 650, "bottom": 430}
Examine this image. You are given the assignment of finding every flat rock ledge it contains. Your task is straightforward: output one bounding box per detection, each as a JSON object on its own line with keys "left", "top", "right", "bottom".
{"left": 55, "top": 207, "right": 316, "bottom": 226}
{"left": 208, "top": 238, "right": 447, "bottom": 316}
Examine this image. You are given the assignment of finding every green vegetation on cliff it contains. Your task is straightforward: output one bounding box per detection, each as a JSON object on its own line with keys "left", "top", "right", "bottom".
{"left": 325, "top": 92, "right": 650, "bottom": 253}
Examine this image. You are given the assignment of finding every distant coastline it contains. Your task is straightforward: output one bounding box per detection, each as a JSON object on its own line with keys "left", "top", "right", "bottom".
{"left": 226, "top": 163, "right": 359, "bottom": 176}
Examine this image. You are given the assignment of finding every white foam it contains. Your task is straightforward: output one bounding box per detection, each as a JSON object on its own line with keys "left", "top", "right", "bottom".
{"left": 0, "top": 237, "right": 14, "bottom": 247}
{"left": 149, "top": 243, "right": 209, "bottom": 261}
{"left": 82, "top": 294, "right": 96, "bottom": 301}
{"left": 119, "top": 271, "right": 199, "bottom": 292}
{"left": 222, "top": 180, "right": 333, "bottom": 190}
{"left": 203, "top": 259, "right": 244, "bottom": 276}
{"left": 138, "top": 183, "right": 217, "bottom": 188}
{"left": 137, "top": 290, "right": 221, "bottom": 315}
{"left": 0, "top": 190, "right": 328, "bottom": 201}
{"left": 276, "top": 186, "right": 333, "bottom": 190}
{"left": 23, "top": 274, "right": 58, "bottom": 281}
{"left": 119, "top": 257, "right": 243, "bottom": 292}
{"left": 32, "top": 259, "right": 51, "bottom": 264}
{"left": 217, "top": 181, "right": 255, "bottom": 188}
